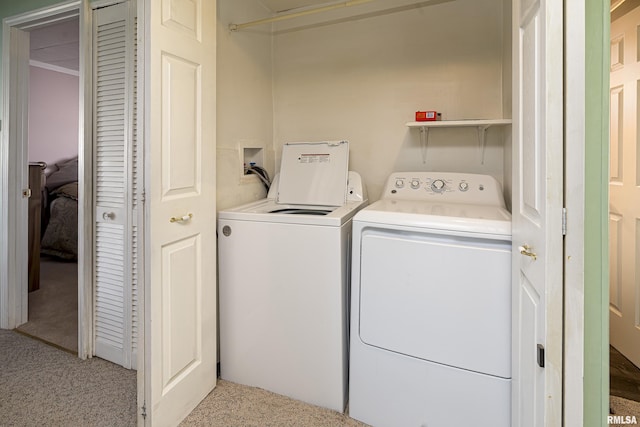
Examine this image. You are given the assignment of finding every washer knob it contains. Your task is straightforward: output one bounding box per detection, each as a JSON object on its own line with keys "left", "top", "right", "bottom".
{"left": 395, "top": 179, "right": 405, "bottom": 189}
{"left": 431, "top": 179, "right": 446, "bottom": 193}
{"left": 410, "top": 179, "right": 420, "bottom": 189}
{"left": 459, "top": 181, "right": 469, "bottom": 192}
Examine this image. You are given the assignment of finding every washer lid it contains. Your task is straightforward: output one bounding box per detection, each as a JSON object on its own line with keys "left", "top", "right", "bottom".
{"left": 276, "top": 141, "right": 349, "bottom": 207}
{"left": 218, "top": 198, "right": 367, "bottom": 227}
{"left": 355, "top": 199, "right": 512, "bottom": 238}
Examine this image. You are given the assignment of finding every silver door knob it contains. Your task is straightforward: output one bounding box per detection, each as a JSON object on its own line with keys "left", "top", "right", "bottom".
{"left": 103, "top": 212, "right": 115, "bottom": 220}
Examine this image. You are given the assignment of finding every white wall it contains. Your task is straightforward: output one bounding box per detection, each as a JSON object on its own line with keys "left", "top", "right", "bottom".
{"left": 28, "top": 65, "right": 79, "bottom": 170}
{"left": 217, "top": 0, "right": 510, "bottom": 206}
{"left": 502, "top": 0, "right": 513, "bottom": 210}
{"left": 216, "top": 0, "right": 275, "bottom": 211}
{"left": 272, "top": 0, "right": 508, "bottom": 201}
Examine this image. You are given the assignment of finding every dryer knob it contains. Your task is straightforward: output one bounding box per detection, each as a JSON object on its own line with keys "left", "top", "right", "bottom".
{"left": 395, "top": 179, "right": 405, "bottom": 189}
{"left": 410, "top": 179, "right": 420, "bottom": 189}
{"left": 431, "top": 179, "right": 446, "bottom": 193}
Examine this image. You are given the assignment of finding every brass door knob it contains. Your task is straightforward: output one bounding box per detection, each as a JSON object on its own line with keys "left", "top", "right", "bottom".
{"left": 518, "top": 245, "right": 537, "bottom": 261}
{"left": 170, "top": 213, "right": 193, "bottom": 223}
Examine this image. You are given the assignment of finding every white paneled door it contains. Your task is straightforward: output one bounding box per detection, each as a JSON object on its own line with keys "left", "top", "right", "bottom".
{"left": 143, "top": 0, "right": 217, "bottom": 425}
{"left": 512, "top": 0, "right": 563, "bottom": 425}
{"left": 93, "top": 1, "right": 139, "bottom": 369}
{"left": 610, "top": 6, "right": 640, "bottom": 369}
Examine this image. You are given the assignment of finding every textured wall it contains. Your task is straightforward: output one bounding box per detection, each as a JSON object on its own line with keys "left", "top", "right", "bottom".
{"left": 272, "top": 0, "right": 507, "bottom": 201}
{"left": 216, "top": 0, "right": 275, "bottom": 211}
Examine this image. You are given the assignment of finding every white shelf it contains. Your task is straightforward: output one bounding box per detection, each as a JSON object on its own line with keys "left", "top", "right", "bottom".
{"left": 406, "top": 119, "right": 512, "bottom": 164}
{"left": 405, "top": 119, "right": 512, "bottom": 128}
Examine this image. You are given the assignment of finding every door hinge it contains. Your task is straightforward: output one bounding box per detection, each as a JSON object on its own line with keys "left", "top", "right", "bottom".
{"left": 22, "top": 188, "right": 32, "bottom": 198}
{"left": 141, "top": 402, "right": 147, "bottom": 420}
{"left": 562, "top": 208, "right": 567, "bottom": 236}
{"left": 537, "top": 344, "right": 545, "bottom": 368}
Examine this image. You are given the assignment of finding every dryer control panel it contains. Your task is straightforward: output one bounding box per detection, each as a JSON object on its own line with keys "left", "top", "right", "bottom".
{"left": 383, "top": 172, "right": 506, "bottom": 207}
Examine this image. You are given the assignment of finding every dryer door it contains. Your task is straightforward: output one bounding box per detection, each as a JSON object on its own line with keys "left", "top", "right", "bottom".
{"left": 358, "top": 227, "right": 512, "bottom": 378}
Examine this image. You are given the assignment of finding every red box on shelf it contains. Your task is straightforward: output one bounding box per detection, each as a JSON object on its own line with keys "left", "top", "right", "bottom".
{"left": 415, "top": 111, "right": 441, "bottom": 121}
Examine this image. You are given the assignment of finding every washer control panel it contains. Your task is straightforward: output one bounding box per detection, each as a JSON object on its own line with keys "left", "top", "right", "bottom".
{"left": 383, "top": 172, "right": 505, "bottom": 207}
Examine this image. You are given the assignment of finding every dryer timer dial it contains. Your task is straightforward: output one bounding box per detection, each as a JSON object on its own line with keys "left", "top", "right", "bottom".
{"left": 431, "top": 179, "right": 446, "bottom": 193}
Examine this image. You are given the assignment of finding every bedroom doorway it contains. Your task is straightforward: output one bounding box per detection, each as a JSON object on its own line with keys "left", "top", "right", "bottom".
{"left": 0, "top": 0, "right": 94, "bottom": 360}
{"left": 14, "top": 16, "right": 81, "bottom": 354}
{"left": 1, "top": 0, "right": 141, "bottom": 370}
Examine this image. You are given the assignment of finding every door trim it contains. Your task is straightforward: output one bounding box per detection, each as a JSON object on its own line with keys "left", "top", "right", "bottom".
{"left": 0, "top": 0, "right": 94, "bottom": 360}
{"left": 1, "top": 17, "right": 30, "bottom": 329}
{"left": 563, "top": 0, "right": 585, "bottom": 423}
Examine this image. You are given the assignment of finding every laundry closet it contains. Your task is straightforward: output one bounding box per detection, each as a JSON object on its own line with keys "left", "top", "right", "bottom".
{"left": 216, "top": 0, "right": 512, "bottom": 210}
{"left": 216, "top": 0, "right": 513, "bottom": 422}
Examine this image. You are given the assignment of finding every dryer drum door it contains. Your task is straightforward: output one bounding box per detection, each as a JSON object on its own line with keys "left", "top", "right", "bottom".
{"left": 357, "top": 228, "right": 512, "bottom": 379}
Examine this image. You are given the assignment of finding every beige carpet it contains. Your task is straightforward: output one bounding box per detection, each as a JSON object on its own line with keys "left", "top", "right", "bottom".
{"left": 182, "top": 380, "right": 368, "bottom": 427}
{"left": 9, "top": 318, "right": 638, "bottom": 427}
{"left": 16, "top": 257, "right": 78, "bottom": 353}
{"left": 0, "top": 329, "right": 136, "bottom": 426}
{"left": 1, "top": 330, "right": 368, "bottom": 427}
{"left": 610, "top": 396, "right": 640, "bottom": 425}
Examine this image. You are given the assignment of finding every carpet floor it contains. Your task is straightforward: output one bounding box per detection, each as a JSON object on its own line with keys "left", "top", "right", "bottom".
{"left": 182, "top": 381, "right": 367, "bottom": 427}
{"left": 16, "top": 257, "right": 78, "bottom": 353}
{"left": 1, "top": 330, "right": 367, "bottom": 427}
{"left": 5, "top": 327, "right": 638, "bottom": 426}
{"left": 0, "top": 329, "right": 136, "bottom": 427}
{"left": 610, "top": 396, "right": 640, "bottom": 425}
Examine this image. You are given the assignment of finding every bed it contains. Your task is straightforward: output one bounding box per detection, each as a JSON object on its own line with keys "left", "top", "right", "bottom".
{"left": 40, "top": 157, "right": 79, "bottom": 261}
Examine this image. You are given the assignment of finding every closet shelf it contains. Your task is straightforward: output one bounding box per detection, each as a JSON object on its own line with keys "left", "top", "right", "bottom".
{"left": 405, "top": 119, "right": 513, "bottom": 129}
{"left": 406, "top": 119, "right": 512, "bottom": 165}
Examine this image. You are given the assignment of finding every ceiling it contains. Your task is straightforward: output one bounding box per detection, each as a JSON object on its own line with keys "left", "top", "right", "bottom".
{"left": 25, "top": 1, "right": 341, "bottom": 72}
{"left": 29, "top": 17, "right": 79, "bottom": 72}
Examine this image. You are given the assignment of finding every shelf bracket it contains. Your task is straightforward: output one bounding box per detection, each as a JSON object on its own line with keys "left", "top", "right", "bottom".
{"left": 420, "top": 126, "right": 429, "bottom": 164}
{"left": 476, "top": 125, "right": 490, "bottom": 165}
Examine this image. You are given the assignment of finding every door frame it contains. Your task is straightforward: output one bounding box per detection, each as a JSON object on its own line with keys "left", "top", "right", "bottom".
{"left": 0, "top": 0, "right": 94, "bottom": 360}
{"left": 564, "top": 0, "right": 586, "bottom": 424}
{"left": 563, "top": 0, "right": 611, "bottom": 424}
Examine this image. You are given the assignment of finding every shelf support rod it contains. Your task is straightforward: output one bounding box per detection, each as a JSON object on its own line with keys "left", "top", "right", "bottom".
{"left": 476, "top": 125, "right": 490, "bottom": 165}
{"left": 420, "top": 126, "right": 429, "bottom": 164}
{"left": 229, "top": 0, "right": 377, "bottom": 31}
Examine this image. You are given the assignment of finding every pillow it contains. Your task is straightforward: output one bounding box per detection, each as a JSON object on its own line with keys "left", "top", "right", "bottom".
{"left": 45, "top": 157, "right": 78, "bottom": 191}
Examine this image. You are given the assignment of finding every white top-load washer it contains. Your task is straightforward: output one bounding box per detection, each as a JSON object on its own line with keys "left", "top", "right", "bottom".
{"left": 217, "top": 141, "right": 367, "bottom": 413}
{"left": 349, "top": 172, "right": 512, "bottom": 427}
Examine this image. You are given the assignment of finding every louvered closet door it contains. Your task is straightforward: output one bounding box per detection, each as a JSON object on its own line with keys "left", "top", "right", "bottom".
{"left": 93, "top": 1, "right": 139, "bottom": 369}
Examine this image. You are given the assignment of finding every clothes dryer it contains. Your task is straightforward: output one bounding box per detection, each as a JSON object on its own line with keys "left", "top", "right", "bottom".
{"left": 218, "top": 141, "right": 367, "bottom": 412}
{"left": 349, "top": 172, "right": 512, "bottom": 427}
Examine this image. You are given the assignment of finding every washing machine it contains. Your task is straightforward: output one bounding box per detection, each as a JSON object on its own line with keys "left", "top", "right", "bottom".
{"left": 217, "top": 141, "right": 367, "bottom": 413}
{"left": 349, "top": 171, "right": 512, "bottom": 427}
